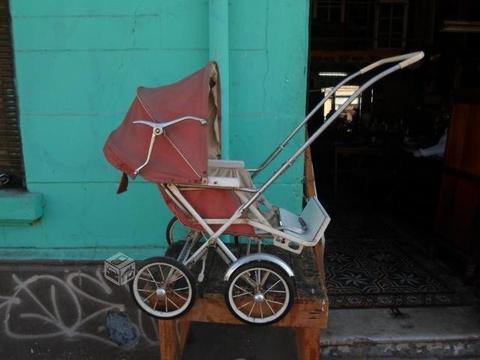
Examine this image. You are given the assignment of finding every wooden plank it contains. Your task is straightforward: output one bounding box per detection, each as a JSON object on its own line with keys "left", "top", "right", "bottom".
{"left": 304, "top": 145, "right": 317, "bottom": 198}
{"left": 177, "top": 318, "right": 191, "bottom": 352}
{"left": 158, "top": 295, "right": 327, "bottom": 359}
{"left": 158, "top": 320, "right": 180, "bottom": 360}
{"left": 445, "top": 103, "right": 480, "bottom": 177}
{"left": 313, "top": 242, "right": 327, "bottom": 286}
{"left": 295, "top": 327, "right": 322, "bottom": 360}
{"left": 182, "top": 293, "right": 328, "bottom": 328}
{"left": 305, "top": 138, "right": 328, "bottom": 288}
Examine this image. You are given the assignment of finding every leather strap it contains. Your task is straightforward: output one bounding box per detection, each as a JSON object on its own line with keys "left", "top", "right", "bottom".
{"left": 116, "top": 172, "right": 129, "bottom": 194}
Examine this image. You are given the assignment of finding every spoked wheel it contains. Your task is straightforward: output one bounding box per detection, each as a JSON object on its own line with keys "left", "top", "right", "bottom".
{"left": 166, "top": 217, "right": 193, "bottom": 246}
{"left": 225, "top": 261, "right": 295, "bottom": 325}
{"left": 132, "top": 257, "right": 196, "bottom": 319}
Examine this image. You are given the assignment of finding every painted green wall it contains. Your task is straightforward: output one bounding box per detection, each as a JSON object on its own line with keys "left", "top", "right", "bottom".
{"left": 0, "top": 0, "right": 309, "bottom": 259}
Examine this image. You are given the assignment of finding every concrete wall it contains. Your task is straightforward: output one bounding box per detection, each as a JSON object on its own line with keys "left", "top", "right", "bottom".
{"left": 0, "top": 0, "right": 309, "bottom": 259}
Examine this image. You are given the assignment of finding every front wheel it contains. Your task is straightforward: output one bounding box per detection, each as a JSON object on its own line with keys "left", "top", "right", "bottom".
{"left": 224, "top": 261, "right": 295, "bottom": 325}
{"left": 132, "top": 257, "right": 196, "bottom": 319}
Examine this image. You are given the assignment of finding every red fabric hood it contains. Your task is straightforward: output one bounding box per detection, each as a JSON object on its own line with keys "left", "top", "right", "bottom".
{"left": 104, "top": 62, "right": 221, "bottom": 184}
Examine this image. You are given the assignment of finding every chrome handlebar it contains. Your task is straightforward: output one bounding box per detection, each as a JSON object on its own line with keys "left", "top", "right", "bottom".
{"left": 248, "top": 51, "right": 425, "bottom": 178}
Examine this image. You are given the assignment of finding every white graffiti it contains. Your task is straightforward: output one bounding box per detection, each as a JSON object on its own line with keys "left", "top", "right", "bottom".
{"left": 0, "top": 268, "right": 158, "bottom": 347}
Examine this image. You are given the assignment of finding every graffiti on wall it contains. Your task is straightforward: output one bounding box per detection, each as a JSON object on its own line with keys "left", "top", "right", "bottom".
{"left": 0, "top": 267, "right": 158, "bottom": 348}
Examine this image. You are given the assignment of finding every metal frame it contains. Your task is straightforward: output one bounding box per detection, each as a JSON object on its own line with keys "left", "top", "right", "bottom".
{"left": 156, "top": 52, "right": 424, "bottom": 271}
{"left": 247, "top": 51, "right": 423, "bottom": 176}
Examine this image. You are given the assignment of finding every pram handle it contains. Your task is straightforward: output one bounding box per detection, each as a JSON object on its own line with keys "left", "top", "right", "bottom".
{"left": 360, "top": 51, "right": 424, "bottom": 73}
{"left": 247, "top": 51, "right": 424, "bottom": 178}
{"left": 201, "top": 51, "right": 425, "bottom": 245}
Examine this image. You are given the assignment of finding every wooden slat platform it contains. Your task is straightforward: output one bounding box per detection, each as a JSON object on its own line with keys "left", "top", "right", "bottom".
{"left": 159, "top": 243, "right": 329, "bottom": 359}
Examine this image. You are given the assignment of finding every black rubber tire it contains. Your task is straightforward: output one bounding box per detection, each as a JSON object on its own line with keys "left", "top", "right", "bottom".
{"left": 224, "top": 261, "right": 295, "bottom": 325}
{"left": 165, "top": 217, "right": 179, "bottom": 246}
{"left": 131, "top": 256, "right": 197, "bottom": 319}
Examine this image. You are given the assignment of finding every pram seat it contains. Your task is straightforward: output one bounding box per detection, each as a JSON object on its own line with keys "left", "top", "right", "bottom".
{"left": 206, "top": 158, "right": 331, "bottom": 252}
{"left": 206, "top": 159, "right": 246, "bottom": 188}
{"left": 160, "top": 158, "right": 264, "bottom": 237}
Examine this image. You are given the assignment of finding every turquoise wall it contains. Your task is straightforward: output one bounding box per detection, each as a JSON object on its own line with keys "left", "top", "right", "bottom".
{"left": 0, "top": 0, "right": 309, "bottom": 259}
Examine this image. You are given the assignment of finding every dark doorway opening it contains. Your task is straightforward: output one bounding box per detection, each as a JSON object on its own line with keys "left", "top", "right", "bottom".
{"left": 307, "top": 0, "right": 480, "bottom": 309}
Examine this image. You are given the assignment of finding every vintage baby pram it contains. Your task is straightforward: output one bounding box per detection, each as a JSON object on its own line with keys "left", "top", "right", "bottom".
{"left": 103, "top": 51, "right": 424, "bottom": 325}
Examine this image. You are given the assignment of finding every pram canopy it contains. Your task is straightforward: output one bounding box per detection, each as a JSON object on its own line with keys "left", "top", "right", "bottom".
{"left": 104, "top": 62, "right": 221, "bottom": 184}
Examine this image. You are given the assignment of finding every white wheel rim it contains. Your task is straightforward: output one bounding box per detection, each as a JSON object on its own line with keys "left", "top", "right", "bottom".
{"left": 133, "top": 261, "right": 193, "bottom": 318}
{"left": 228, "top": 267, "right": 290, "bottom": 324}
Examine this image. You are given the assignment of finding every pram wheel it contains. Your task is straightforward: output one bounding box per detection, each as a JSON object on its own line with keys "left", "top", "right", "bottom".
{"left": 225, "top": 261, "right": 294, "bottom": 325}
{"left": 166, "top": 217, "right": 192, "bottom": 245}
{"left": 132, "top": 256, "right": 196, "bottom": 319}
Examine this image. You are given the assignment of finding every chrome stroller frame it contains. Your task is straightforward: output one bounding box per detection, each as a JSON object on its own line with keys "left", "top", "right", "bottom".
{"left": 131, "top": 51, "right": 424, "bottom": 324}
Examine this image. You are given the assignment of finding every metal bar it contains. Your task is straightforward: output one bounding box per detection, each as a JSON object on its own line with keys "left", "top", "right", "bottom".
{"left": 134, "top": 129, "right": 157, "bottom": 175}
{"left": 133, "top": 116, "right": 207, "bottom": 129}
{"left": 247, "top": 220, "right": 311, "bottom": 243}
{"left": 167, "top": 184, "right": 238, "bottom": 266}
{"left": 164, "top": 133, "right": 202, "bottom": 179}
{"left": 249, "top": 66, "right": 401, "bottom": 203}
{"left": 167, "top": 185, "right": 215, "bottom": 237}
{"left": 161, "top": 185, "right": 190, "bottom": 216}
{"left": 184, "top": 241, "right": 210, "bottom": 267}
{"left": 215, "top": 246, "right": 232, "bottom": 265}
{"left": 234, "top": 191, "right": 270, "bottom": 226}
{"left": 204, "top": 218, "right": 250, "bottom": 224}
{"left": 177, "top": 232, "right": 201, "bottom": 263}
{"left": 177, "top": 236, "right": 192, "bottom": 262}
{"left": 177, "top": 184, "right": 257, "bottom": 193}
{"left": 215, "top": 239, "right": 237, "bottom": 264}
{"left": 203, "top": 52, "right": 424, "bottom": 242}
{"left": 248, "top": 70, "right": 361, "bottom": 177}
{"left": 249, "top": 52, "right": 423, "bottom": 176}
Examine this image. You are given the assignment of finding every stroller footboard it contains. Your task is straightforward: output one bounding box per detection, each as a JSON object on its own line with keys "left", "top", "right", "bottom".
{"left": 274, "top": 197, "right": 330, "bottom": 254}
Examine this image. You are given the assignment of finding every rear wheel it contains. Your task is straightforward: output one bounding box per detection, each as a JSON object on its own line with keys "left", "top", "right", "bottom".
{"left": 132, "top": 257, "right": 196, "bottom": 319}
{"left": 166, "top": 217, "right": 193, "bottom": 246}
{"left": 225, "top": 261, "right": 294, "bottom": 325}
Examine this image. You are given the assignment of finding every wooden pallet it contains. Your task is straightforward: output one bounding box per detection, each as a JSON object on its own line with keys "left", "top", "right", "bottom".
{"left": 159, "top": 243, "right": 328, "bottom": 359}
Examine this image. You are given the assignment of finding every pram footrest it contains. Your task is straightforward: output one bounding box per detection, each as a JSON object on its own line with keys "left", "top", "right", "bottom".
{"left": 274, "top": 197, "right": 330, "bottom": 254}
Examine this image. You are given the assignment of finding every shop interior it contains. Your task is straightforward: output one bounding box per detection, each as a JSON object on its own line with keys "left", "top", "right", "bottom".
{"left": 307, "top": 0, "right": 480, "bottom": 308}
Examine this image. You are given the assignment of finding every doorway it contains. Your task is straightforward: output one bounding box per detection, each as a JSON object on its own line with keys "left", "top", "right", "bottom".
{"left": 307, "top": 0, "right": 480, "bottom": 309}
